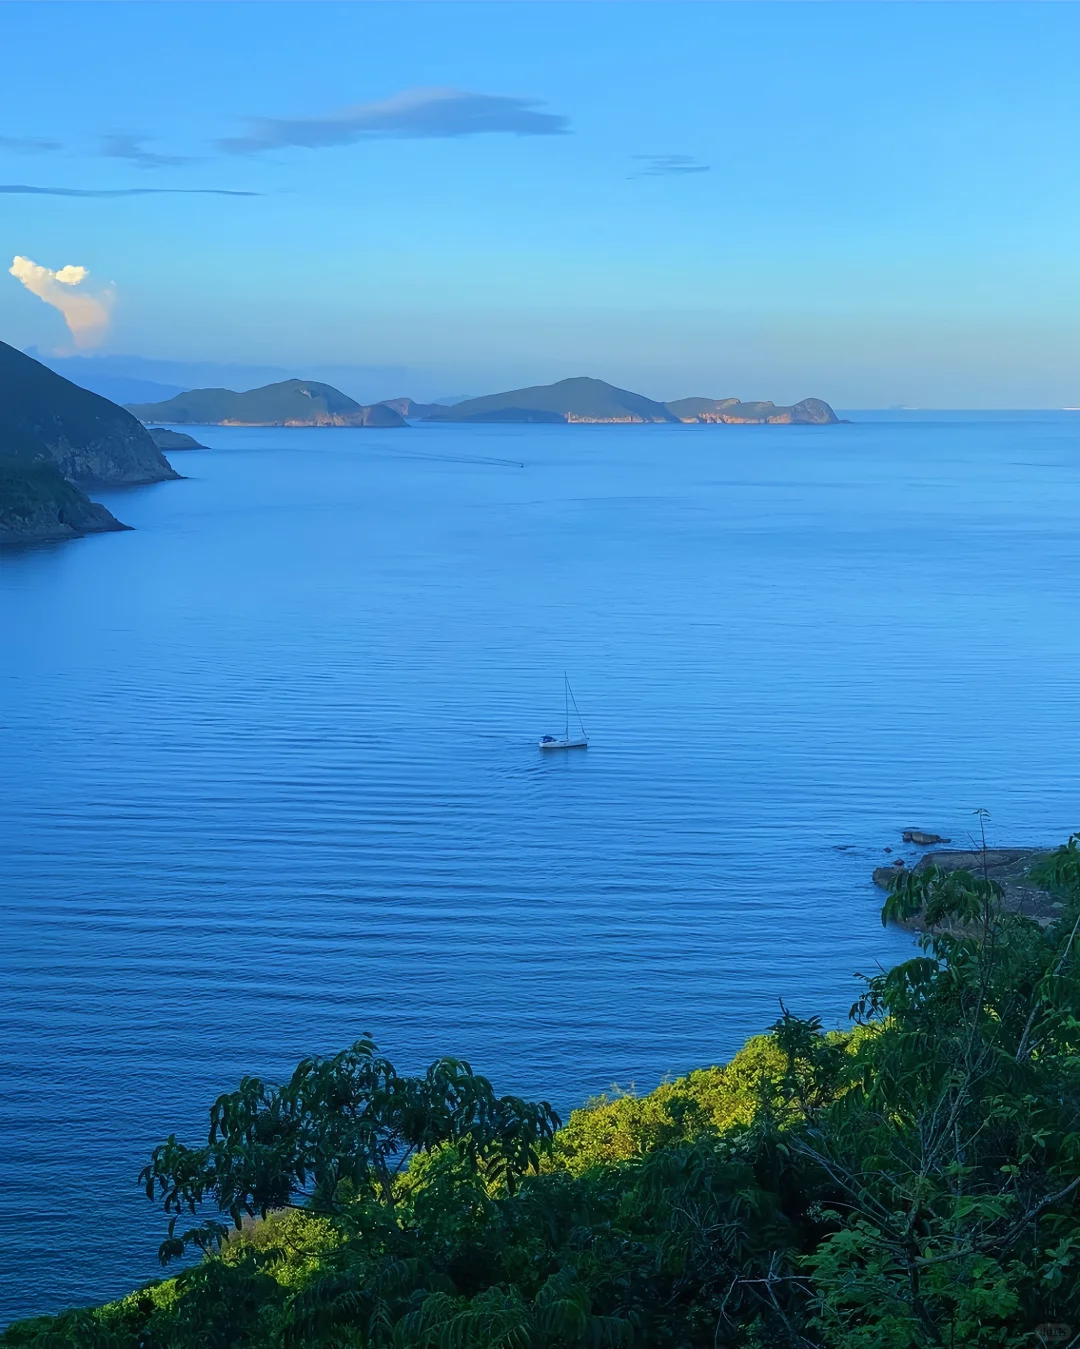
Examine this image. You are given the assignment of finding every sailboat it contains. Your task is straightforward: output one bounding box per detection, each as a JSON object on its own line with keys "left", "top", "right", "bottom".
{"left": 539, "top": 675, "right": 589, "bottom": 750}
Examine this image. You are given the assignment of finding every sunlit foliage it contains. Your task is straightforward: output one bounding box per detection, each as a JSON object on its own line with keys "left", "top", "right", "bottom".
{"left": 8, "top": 840, "right": 1080, "bottom": 1347}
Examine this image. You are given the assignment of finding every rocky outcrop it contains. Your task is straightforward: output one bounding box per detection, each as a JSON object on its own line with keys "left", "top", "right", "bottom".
{"left": 0, "top": 454, "right": 127, "bottom": 544}
{"left": 1, "top": 341, "right": 178, "bottom": 486}
{"left": 873, "top": 847, "right": 1061, "bottom": 929}
{"left": 148, "top": 428, "right": 207, "bottom": 451}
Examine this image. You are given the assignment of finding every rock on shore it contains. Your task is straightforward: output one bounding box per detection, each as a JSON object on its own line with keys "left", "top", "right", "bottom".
{"left": 873, "top": 847, "right": 1061, "bottom": 929}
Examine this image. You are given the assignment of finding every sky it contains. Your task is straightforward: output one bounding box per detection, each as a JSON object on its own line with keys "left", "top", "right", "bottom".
{"left": 3, "top": 1, "right": 1080, "bottom": 406}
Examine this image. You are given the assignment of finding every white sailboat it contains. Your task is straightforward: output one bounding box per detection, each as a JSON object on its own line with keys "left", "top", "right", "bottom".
{"left": 539, "top": 674, "right": 588, "bottom": 749}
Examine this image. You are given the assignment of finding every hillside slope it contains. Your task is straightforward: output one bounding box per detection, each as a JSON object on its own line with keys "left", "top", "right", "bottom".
{"left": 0, "top": 342, "right": 178, "bottom": 486}
{"left": 128, "top": 380, "right": 407, "bottom": 428}
{"left": 423, "top": 377, "right": 679, "bottom": 424}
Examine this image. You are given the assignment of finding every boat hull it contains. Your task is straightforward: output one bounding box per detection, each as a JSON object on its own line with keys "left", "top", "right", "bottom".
{"left": 538, "top": 737, "right": 588, "bottom": 750}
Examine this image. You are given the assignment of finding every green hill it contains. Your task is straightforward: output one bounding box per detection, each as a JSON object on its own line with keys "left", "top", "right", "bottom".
{"left": 667, "top": 395, "right": 839, "bottom": 424}
{"left": 423, "top": 377, "right": 679, "bottom": 424}
{"left": 127, "top": 380, "right": 407, "bottom": 428}
{"left": 0, "top": 341, "right": 177, "bottom": 486}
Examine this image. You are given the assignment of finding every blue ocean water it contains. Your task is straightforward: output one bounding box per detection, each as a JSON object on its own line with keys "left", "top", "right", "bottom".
{"left": 3, "top": 414, "right": 1079, "bottom": 1325}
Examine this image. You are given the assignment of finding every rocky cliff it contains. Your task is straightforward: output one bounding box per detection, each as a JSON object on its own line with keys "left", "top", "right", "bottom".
{"left": 0, "top": 453, "right": 126, "bottom": 544}
{"left": 0, "top": 341, "right": 178, "bottom": 486}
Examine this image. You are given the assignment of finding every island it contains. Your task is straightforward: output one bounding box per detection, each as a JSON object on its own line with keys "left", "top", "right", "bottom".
{"left": 422, "top": 377, "right": 679, "bottom": 424}
{"left": 666, "top": 396, "right": 839, "bottom": 425}
{"left": 127, "top": 379, "right": 408, "bottom": 428}
{"left": 0, "top": 342, "right": 178, "bottom": 544}
{"left": 417, "top": 377, "right": 839, "bottom": 425}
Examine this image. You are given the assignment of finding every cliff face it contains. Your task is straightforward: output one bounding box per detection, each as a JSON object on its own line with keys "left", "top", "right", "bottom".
{"left": 0, "top": 454, "right": 127, "bottom": 544}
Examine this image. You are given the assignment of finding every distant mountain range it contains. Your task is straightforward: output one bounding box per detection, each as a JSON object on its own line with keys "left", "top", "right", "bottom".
{"left": 0, "top": 342, "right": 178, "bottom": 544}
{"left": 127, "top": 381, "right": 408, "bottom": 428}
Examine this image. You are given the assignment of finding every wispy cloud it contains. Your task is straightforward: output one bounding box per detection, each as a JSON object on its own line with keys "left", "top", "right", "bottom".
{"left": 218, "top": 87, "right": 569, "bottom": 154}
{"left": 9, "top": 255, "right": 114, "bottom": 348}
{"left": 0, "top": 135, "right": 61, "bottom": 154}
{"left": 100, "top": 134, "right": 193, "bottom": 169}
{"left": 630, "top": 154, "right": 710, "bottom": 178}
{"left": 0, "top": 184, "right": 259, "bottom": 197}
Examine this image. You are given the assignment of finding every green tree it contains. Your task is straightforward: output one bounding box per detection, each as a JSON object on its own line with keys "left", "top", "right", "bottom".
{"left": 140, "top": 1037, "right": 560, "bottom": 1262}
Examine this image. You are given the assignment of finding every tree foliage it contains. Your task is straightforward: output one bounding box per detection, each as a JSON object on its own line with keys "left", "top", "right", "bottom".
{"left": 9, "top": 840, "right": 1080, "bottom": 1347}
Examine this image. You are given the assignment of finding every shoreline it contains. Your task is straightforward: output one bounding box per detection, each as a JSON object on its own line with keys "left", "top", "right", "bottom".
{"left": 873, "top": 845, "right": 1062, "bottom": 929}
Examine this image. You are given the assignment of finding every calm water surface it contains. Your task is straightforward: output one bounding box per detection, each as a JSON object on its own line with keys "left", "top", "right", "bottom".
{"left": 3, "top": 415, "right": 1079, "bottom": 1323}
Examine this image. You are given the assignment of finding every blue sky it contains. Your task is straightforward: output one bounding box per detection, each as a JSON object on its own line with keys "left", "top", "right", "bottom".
{"left": 3, "top": 2, "right": 1080, "bottom": 405}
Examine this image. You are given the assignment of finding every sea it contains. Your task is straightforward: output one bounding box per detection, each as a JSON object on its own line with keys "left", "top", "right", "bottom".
{"left": 3, "top": 412, "right": 1079, "bottom": 1325}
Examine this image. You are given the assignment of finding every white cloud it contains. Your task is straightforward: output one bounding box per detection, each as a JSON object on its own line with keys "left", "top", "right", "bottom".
{"left": 9, "top": 255, "right": 114, "bottom": 348}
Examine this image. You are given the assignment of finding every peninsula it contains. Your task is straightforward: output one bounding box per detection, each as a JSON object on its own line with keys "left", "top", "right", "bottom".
{"left": 148, "top": 428, "right": 207, "bottom": 451}
{"left": 127, "top": 380, "right": 408, "bottom": 428}
{"left": 0, "top": 342, "right": 177, "bottom": 544}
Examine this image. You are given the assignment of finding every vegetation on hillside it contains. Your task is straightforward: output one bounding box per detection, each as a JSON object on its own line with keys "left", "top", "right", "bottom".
{"left": 424, "top": 377, "right": 679, "bottom": 423}
{"left": 7, "top": 840, "right": 1080, "bottom": 1347}
{"left": 0, "top": 448, "right": 124, "bottom": 541}
{"left": 425, "top": 380, "right": 839, "bottom": 425}
{"left": 0, "top": 341, "right": 175, "bottom": 486}
{"left": 127, "top": 381, "right": 407, "bottom": 428}
{"left": 665, "top": 397, "right": 839, "bottom": 425}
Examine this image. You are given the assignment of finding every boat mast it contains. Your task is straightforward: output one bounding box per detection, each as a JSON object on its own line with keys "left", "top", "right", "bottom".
{"left": 564, "top": 672, "right": 569, "bottom": 740}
